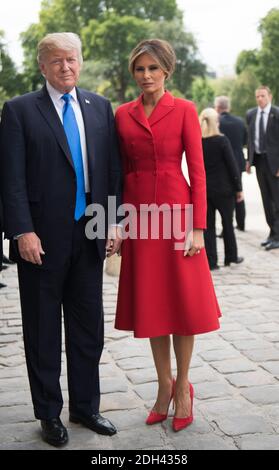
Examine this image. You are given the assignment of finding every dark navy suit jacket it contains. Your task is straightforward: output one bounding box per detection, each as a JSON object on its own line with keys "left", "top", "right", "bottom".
{"left": 246, "top": 105, "right": 279, "bottom": 175}
{"left": 0, "top": 85, "right": 122, "bottom": 268}
{"left": 219, "top": 112, "right": 247, "bottom": 172}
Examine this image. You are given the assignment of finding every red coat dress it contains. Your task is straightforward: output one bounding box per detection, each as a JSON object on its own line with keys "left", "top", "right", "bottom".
{"left": 115, "top": 91, "right": 221, "bottom": 338}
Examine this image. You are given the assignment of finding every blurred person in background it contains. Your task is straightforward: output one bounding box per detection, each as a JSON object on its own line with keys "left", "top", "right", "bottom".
{"left": 0, "top": 198, "right": 6, "bottom": 288}
{"left": 200, "top": 108, "right": 244, "bottom": 270}
{"left": 246, "top": 86, "right": 279, "bottom": 251}
{"left": 215, "top": 96, "right": 247, "bottom": 232}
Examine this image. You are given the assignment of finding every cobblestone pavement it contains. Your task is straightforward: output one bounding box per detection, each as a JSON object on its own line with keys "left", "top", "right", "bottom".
{"left": 0, "top": 173, "right": 279, "bottom": 450}
{"left": 0, "top": 226, "right": 278, "bottom": 451}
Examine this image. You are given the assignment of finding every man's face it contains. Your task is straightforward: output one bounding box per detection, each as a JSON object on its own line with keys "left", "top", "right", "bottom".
{"left": 39, "top": 48, "right": 81, "bottom": 93}
{"left": 255, "top": 89, "right": 272, "bottom": 109}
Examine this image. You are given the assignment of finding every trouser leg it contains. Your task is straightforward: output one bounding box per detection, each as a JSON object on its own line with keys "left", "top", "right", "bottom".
{"left": 204, "top": 198, "right": 218, "bottom": 268}
{"left": 63, "top": 219, "right": 104, "bottom": 416}
{"left": 17, "top": 261, "right": 66, "bottom": 419}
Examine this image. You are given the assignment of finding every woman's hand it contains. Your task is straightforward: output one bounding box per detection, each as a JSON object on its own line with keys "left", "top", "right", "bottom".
{"left": 184, "top": 229, "right": 204, "bottom": 257}
{"left": 106, "top": 225, "right": 123, "bottom": 257}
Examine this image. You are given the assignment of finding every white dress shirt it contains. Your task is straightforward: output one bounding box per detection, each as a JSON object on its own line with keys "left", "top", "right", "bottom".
{"left": 254, "top": 102, "right": 271, "bottom": 153}
{"left": 46, "top": 81, "right": 90, "bottom": 192}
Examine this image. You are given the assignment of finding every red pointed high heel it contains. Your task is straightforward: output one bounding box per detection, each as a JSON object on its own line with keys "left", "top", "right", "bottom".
{"left": 146, "top": 378, "right": 175, "bottom": 425}
{"left": 172, "top": 382, "right": 194, "bottom": 432}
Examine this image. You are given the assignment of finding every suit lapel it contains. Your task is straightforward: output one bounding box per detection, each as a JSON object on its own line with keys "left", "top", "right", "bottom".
{"left": 36, "top": 86, "right": 74, "bottom": 169}
{"left": 76, "top": 88, "right": 97, "bottom": 174}
{"left": 148, "top": 90, "right": 175, "bottom": 126}
{"left": 266, "top": 105, "right": 277, "bottom": 133}
{"left": 250, "top": 109, "right": 257, "bottom": 141}
{"left": 128, "top": 90, "right": 175, "bottom": 132}
{"left": 128, "top": 94, "right": 152, "bottom": 134}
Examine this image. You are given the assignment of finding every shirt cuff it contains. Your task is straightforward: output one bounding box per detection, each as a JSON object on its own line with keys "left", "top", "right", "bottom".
{"left": 13, "top": 233, "right": 28, "bottom": 240}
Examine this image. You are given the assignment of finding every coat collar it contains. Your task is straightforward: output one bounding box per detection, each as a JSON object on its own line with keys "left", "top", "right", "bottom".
{"left": 36, "top": 85, "right": 74, "bottom": 168}
{"left": 76, "top": 88, "right": 98, "bottom": 173}
{"left": 128, "top": 90, "right": 175, "bottom": 133}
{"left": 36, "top": 85, "right": 97, "bottom": 171}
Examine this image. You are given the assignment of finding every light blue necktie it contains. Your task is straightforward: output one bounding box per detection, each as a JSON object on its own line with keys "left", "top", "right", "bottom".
{"left": 62, "top": 93, "right": 86, "bottom": 221}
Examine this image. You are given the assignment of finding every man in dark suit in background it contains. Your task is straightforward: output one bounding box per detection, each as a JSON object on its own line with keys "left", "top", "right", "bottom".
{"left": 215, "top": 96, "right": 247, "bottom": 231}
{"left": 0, "top": 199, "right": 6, "bottom": 288}
{"left": 0, "top": 32, "right": 122, "bottom": 446}
{"left": 246, "top": 86, "right": 279, "bottom": 250}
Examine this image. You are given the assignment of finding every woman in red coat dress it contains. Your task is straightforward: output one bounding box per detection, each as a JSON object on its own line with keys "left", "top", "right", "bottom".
{"left": 114, "top": 39, "right": 221, "bottom": 432}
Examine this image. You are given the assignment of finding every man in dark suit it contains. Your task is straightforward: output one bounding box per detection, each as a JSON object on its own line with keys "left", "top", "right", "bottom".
{"left": 0, "top": 199, "right": 6, "bottom": 288}
{"left": 215, "top": 96, "right": 247, "bottom": 231}
{"left": 0, "top": 32, "right": 122, "bottom": 446}
{"left": 246, "top": 86, "right": 279, "bottom": 250}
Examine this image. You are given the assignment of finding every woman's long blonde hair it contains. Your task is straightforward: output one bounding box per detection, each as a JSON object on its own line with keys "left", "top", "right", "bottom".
{"left": 199, "top": 108, "right": 221, "bottom": 138}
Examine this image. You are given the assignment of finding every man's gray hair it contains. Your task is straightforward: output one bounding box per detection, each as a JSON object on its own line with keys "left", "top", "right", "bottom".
{"left": 214, "top": 95, "right": 231, "bottom": 112}
{"left": 37, "top": 32, "right": 83, "bottom": 65}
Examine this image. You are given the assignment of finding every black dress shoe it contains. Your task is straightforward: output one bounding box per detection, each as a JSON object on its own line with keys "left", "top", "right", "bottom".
{"left": 2, "top": 255, "right": 15, "bottom": 265}
{"left": 69, "top": 412, "right": 117, "bottom": 436}
{"left": 236, "top": 225, "right": 245, "bottom": 232}
{"left": 0, "top": 282, "right": 7, "bottom": 288}
{"left": 265, "top": 240, "right": 279, "bottom": 251}
{"left": 41, "top": 418, "right": 68, "bottom": 447}
{"left": 224, "top": 257, "right": 244, "bottom": 266}
{"left": 210, "top": 264, "right": 220, "bottom": 271}
{"left": 1, "top": 265, "right": 8, "bottom": 270}
{"left": 261, "top": 237, "right": 273, "bottom": 247}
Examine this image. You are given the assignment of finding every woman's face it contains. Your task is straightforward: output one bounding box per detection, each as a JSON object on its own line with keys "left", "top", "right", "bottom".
{"left": 133, "top": 53, "right": 166, "bottom": 95}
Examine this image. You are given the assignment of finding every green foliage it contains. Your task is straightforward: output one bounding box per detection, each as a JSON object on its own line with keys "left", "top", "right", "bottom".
{"left": 257, "top": 8, "right": 279, "bottom": 103}
{"left": 39, "top": 0, "right": 82, "bottom": 33}
{"left": 20, "top": 24, "right": 45, "bottom": 91}
{"left": 235, "top": 8, "right": 279, "bottom": 104}
{"left": 149, "top": 19, "right": 206, "bottom": 98}
{"left": 191, "top": 77, "right": 215, "bottom": 113}
{"left": 230, "top": 69, "right": 260, "bottom": 118}
{"left": 235, "top": 50, "right": 259, "bottom": 75}
{"left": 210, "top": 60, "right": 258, "bottom": 119}
{"left": 78, "top": 59, "right": 116, "bottom": 105}
{"left": 0, "top": 86, "right": 8, "bottom": 112}
{"left": 209, "top": 77, "right": 235, "bottom": 98}
{"left": 85, "top": 0, "right": 179, "bottom": 20}
{"left": 82, "top": 14, "right": 150, "bottom": 103}
{"left": 20, "top": 0, "right": 179, "bottom": 91}
{"left": 0, "top": 31, "right": 25, "bottom": 99}
{"left": 19, "top": 0, "right": 205, "bottom": 98}
{"left": 209, "top": 71, "right": 259, "bottom": 119}
{"left": 79, "top": 60, "right": 110, "bottom": 92}
{"left": 20, "top": 0, "right": 86, "bottom": 91}
{"left": 82, "top": 14, "right": 206, "bottom": 103}
{"left": 167, "top": 88, "right": 185, "bottom": 98}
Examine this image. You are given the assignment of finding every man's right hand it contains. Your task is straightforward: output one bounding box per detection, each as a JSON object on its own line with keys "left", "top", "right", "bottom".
{"left": 17, "top": 232, "right": 45, "bottom": 265}
{"left": 246, "top": 161, "right": 252, "bottom": 174}
{"left": 236, "top": 191, "right": 244, "bottom": 202}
